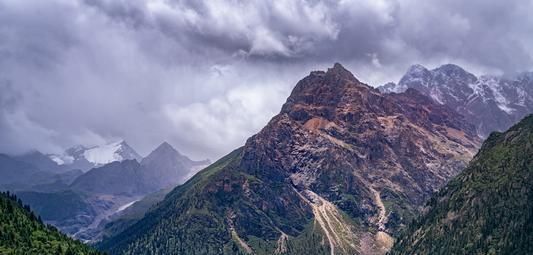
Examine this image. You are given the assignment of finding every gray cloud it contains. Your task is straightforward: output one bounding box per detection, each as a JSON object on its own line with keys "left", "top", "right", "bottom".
{"left": 0, "top": 0, "right": 532, "bottom": 160}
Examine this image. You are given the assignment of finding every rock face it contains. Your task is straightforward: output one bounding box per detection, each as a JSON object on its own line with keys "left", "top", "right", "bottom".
{"left": 99, "top": 63, "right": 480, "bottom": 255}
{"left": 390, "top": 114, "right": 533, "bottom": 255}
{"left": 379, "top": 64, "right": 533, "bottom": 138}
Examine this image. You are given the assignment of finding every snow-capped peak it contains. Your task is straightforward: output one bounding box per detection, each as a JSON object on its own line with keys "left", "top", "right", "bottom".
{"left": 48, "top": 140, "right": 142, "bottom": 171}
{"left": 83, "top": 140, "right": 129, "bottom": 165}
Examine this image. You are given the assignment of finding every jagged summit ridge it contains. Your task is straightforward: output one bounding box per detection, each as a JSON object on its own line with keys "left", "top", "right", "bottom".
{"left": 326, "top": 62, "right": 360, "bottom": 82}
{"left": 379, "top": 63, "right": 533, "bottom": 138}
{"left": 151, "top": 141, "right": 179, "bottom": 155}
{"left": 282, "top": 63, "right": 371, "bottom": 117}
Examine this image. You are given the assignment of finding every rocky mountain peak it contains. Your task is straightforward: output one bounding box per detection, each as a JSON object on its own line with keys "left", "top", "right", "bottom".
{"left": 432, "top": 64, "right": 477, "bottom": 83}
{"left": 433, "top": 63, "right": 467, "bottom": 74}
{"left": 326, "top": 62, "right": 360, "bottom": 82}
{"left": 281, "top": 63, "right": 372, "bottom": 121}
{"left": 151, "top": 141, "right": 179, "bottom": 156}
{"left": 379, "top": 63, "right": 533, "bottom": 138}
{"left": 406, "top": 64, "right": 430, "bottom": 74}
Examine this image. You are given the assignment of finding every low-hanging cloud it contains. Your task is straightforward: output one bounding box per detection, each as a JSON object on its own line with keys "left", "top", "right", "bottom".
{"left": 0, "top": 0, "right": 532, "bottom": 160}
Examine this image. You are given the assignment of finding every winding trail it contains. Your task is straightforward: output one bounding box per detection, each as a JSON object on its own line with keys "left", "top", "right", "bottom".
{"left": 294, "top": 188, "right": 358, "bottom": 255}
{"left": 368, "top": 187, "right": 394, "bottom": 253}
{"left": 369, "top": 188, "right": 387, "bottom": 231}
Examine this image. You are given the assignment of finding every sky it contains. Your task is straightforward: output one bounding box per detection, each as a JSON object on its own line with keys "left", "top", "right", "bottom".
{"left": 1, "top": 0, "right": 532, "bottom": 160}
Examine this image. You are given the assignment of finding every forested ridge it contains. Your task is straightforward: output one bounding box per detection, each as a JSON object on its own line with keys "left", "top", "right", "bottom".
{"left": 390, "top": 115, "right": 533, "bottom": 255}
{"left": 0, "top": 191, "right": 102, "bottom": 255}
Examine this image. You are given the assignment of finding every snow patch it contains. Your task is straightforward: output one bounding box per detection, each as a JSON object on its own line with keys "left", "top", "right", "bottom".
{"left": 429, "top": 88, "right": 444, "bottom": 104}
{"left": 481, "top": 76, "right": 515, "bottom": 114}
{"left": 48, "top": 154, "right": 74, "bottom": 165}
{"left": 83, "top": 141, "right": 125, "bottom": 165}
{"left": 117, "top": 200, "right": 139, "bottom": 213}
{"left": 49, "top": 155, "right": 65, "bottom": 165}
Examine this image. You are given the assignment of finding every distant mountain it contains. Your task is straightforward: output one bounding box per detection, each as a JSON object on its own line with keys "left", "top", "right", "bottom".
{"left": 390, "top": 115, "right": 533, "bottom": 254}
{"left": 70, "top": 142, "right": 209, "bottom": 197}
{"left": 100, "top": 63, "right": 480, "bottom": 255}
{"left": 0, "top": 154, "right": 81, "bottom": 192}
{"left": 0, "top": 154, "right": 40, "bottom": 188}
{"left": 16, "top": 142, "right": 209, "bottom": 243}
{"left": 49, "top": 140, "right": 143, "bottom": 172}
{"left": 0, "top": 191, "right": 101, "bottom": 254}
{"left": 14, "top": 150, "right": 65, "bottom": 173}
{"left": 378, "top": 64, "right": 533, "bottom": 138}
{"left": 140, "top": 142, "right": 211, "bottom": 189}
{"left": 70, "top": 160, "right": 148, "bottom": 196}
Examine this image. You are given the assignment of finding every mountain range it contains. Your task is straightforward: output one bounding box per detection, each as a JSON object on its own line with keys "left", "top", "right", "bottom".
{"left": 99, "top": 63, "right": 481, "bottom": 254}
{"left": 0, "top": 140, "right": 210, "bottom": 243}
{"left": 379, "top": 64, "right": 533, "bottom": 138}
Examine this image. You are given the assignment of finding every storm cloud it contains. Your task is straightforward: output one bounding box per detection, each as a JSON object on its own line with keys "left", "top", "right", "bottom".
{"left": 1, "top": 0, "right": 532, "bottom": 160}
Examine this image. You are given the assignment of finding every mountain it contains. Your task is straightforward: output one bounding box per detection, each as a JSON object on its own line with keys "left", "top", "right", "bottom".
{"left": 0, "top": 191, "right": 101, "bottom": 255}
{"left": 13, "top": 150, "right": 65, "bottom": 173}
{"left": 70, "top": 142, "right": 210, "bottom": 196}
{"left": 16, "top": 142, "right": 208, "bottom": 243}
{"left": 378, "top": 64, "right": 533, "bottom": 138}
{"left": 50, "top": 140, "right": 143, "bottom": 172}
{"left": 0, "top": 153, "right": 84, "bottom": 193}
{"left": 140, "top": 142, "right": 211, "bottom": 189}
{"left": 390, "top": 114, "right": 533, "bottom": 255}
{"left": 99, "top": 63, "right": 480, "bottom": 255}
{"left": 70, "top": 160, "right": 148, "bottom": 196}
{"left": 0, "top": 154, "right": 40, "bottom": 188}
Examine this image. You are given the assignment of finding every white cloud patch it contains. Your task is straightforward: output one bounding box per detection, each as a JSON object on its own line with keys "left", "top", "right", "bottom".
{"left": 0, "top": 0, "right": 532, "bottom": 160}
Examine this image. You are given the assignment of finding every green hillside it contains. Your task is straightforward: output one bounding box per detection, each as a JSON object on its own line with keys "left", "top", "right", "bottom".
{"left": 390, "top": 115, "right": 533, "bottom": 255}
{"left": 0, "top": 191, "right": 101, "bottom": 255}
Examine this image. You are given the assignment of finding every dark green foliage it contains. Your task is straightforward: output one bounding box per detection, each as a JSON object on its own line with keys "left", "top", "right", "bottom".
{"left": 390, "top": 115, "right": 533, "bottom": 255}
{"left": 380, "top": 187, "right": 416, "bottom": 235}
{"left": 0, "top": 191, "right": 102, "bottom": 255}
